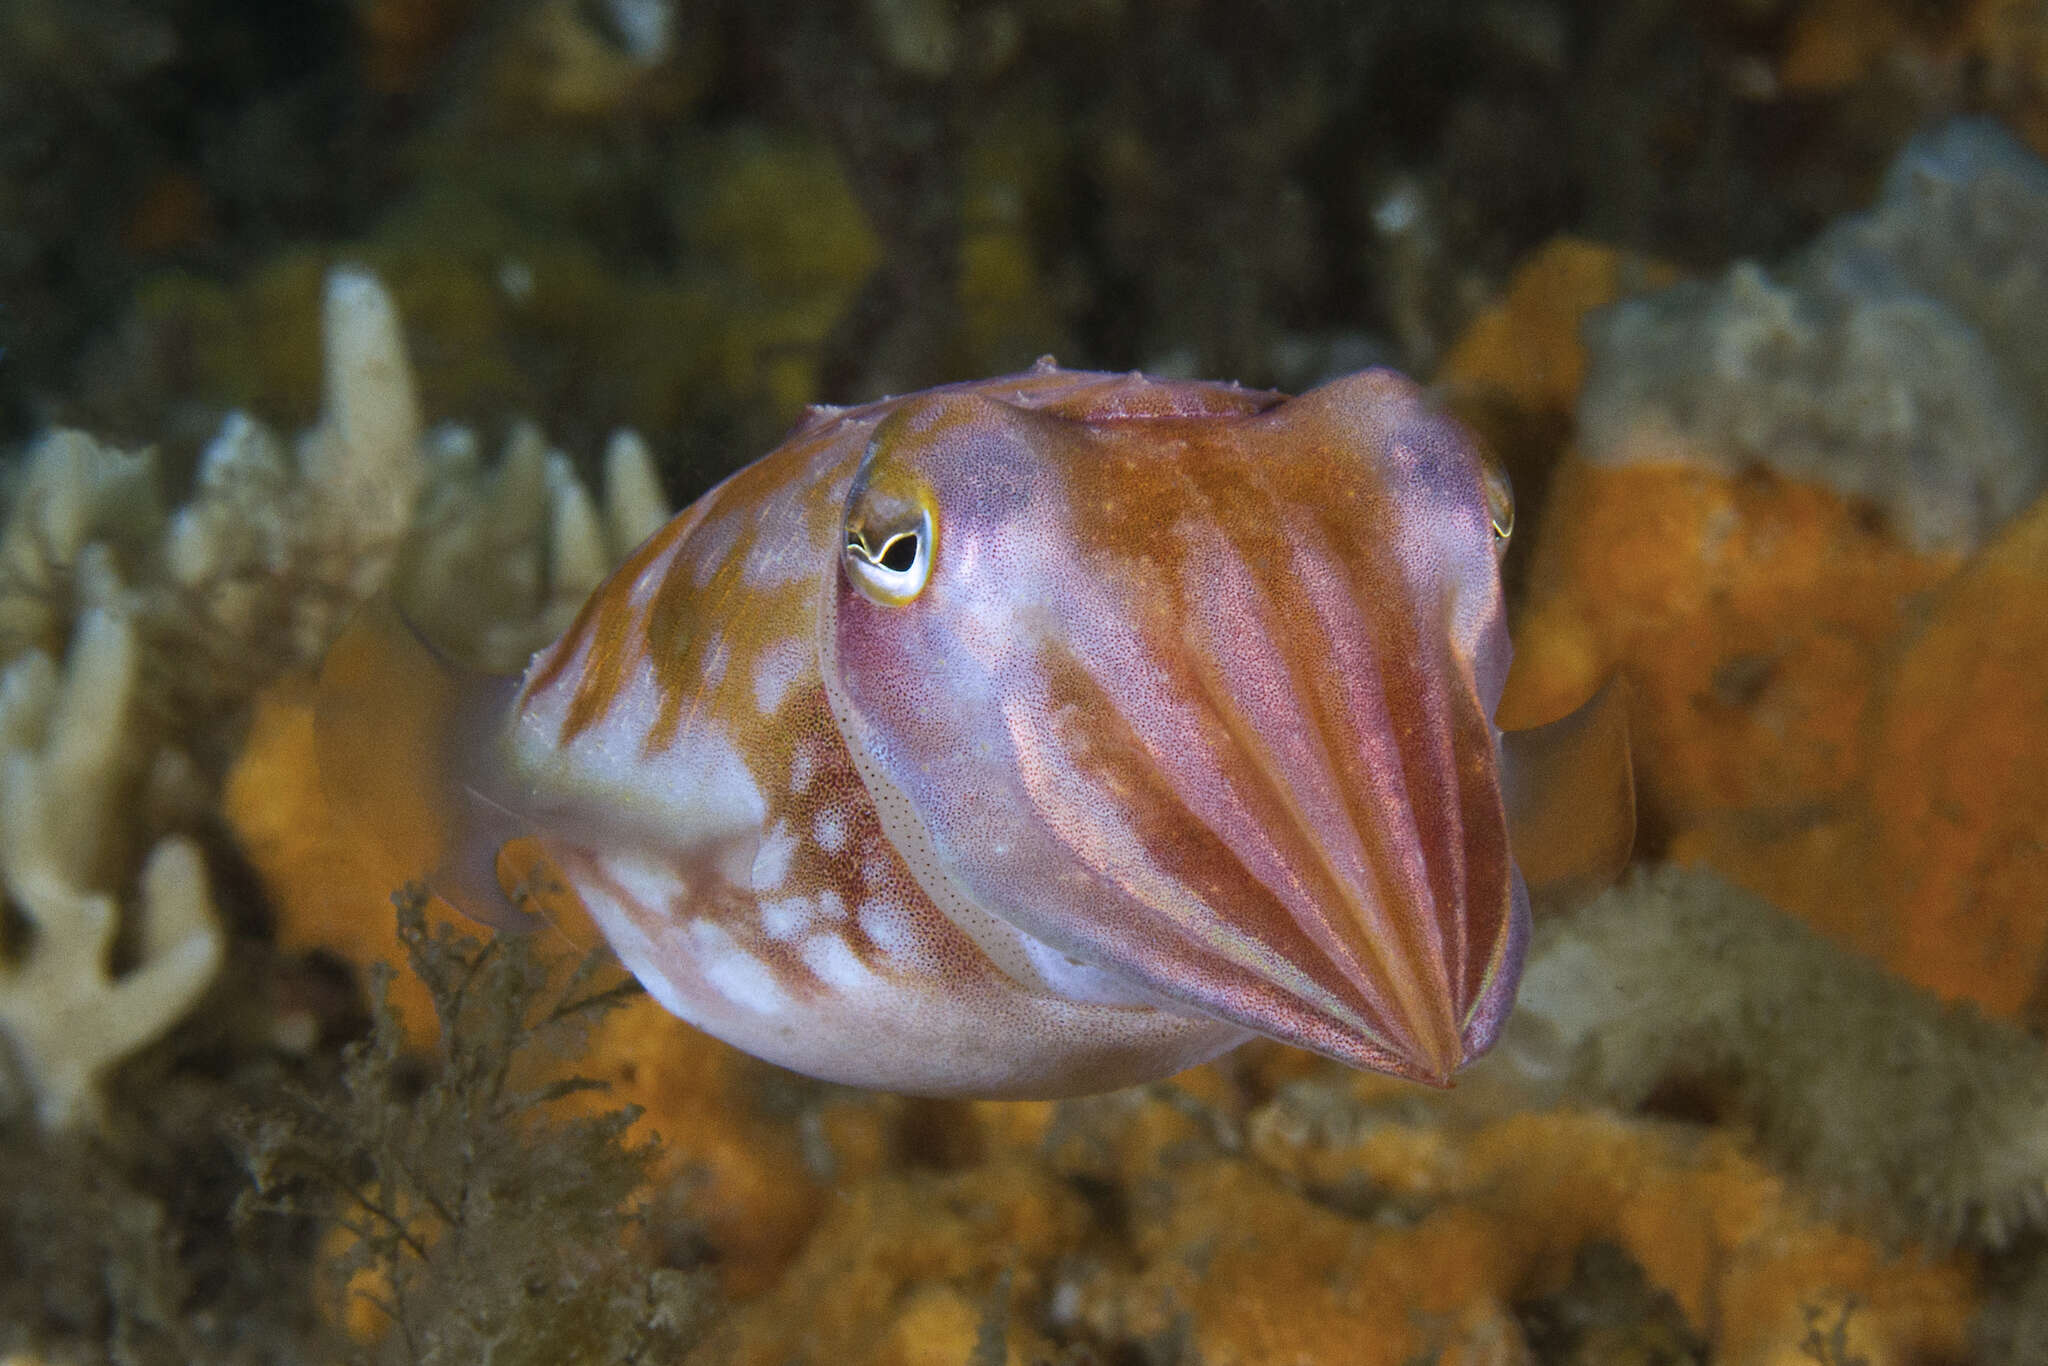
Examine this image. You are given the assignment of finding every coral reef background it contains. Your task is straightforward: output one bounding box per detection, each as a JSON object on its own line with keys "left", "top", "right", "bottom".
{"left": 7, "top": 1, "right": 2048, "bottom": 1363}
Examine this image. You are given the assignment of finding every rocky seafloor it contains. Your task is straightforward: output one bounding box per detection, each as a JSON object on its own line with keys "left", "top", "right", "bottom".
{"left": 7, "top": 2, "right": 2048, "bottom": 1363}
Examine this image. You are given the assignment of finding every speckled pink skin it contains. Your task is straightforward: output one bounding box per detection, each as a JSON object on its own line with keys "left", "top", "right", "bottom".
{"left": 495, "top": 363, "right": 1524, "bottom": 1096}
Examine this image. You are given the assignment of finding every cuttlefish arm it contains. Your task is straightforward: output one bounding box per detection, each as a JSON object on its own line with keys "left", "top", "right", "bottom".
{"left": 825, "top": 371, "right": 1536, "bottom": 1085}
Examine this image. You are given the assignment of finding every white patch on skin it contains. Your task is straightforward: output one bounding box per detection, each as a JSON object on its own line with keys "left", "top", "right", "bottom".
{"left": 739, "top": 462, "right": 841, "bottom": 591}
{"left": 515, "top": 665, "right": 767, "bottom": 879}
{"left": 1021, "top": 934, "right": 1161, "bottom": 1007}
{"left": 576, "top": 880, "right": 695, "bottom": 1022}
{"left": 690, "top": 920, "right": 788, "bottom": 1014}
{"left": 859, "top": 896, "right": 919, "bottom": 960}
{"left": 789, "top": 744, "right": 819, "bottom": 795}
{"left": 626, "top": 532, "right": 689, "bottom": 609}
{"left": 750, "top": 820, "right": 797, "bottom": 890}
{"left": 741, "top": 527, "right": 810, "bottom": 589}
{"left": 813, "top": 805, "right": 850, "bottom": 854}
{"left": 672, "top": 716, "right": 763, "bottom": 830}
{"left": 752, "top": 638, "right": 810, "bottom": 716}
{"left": 605, "top": 851, "right": 687, "bottom": 919}
{"left": 689, "top": 507, "right": 746, "bottom": 588}
{"left": 815, "top": 889, "right": 847, "bottom": 921}
{"left": 760, "top": 895, "right": 813, "bottom": 940}
{"left": 802, "top": 931, "right": 880, "bottom": 992}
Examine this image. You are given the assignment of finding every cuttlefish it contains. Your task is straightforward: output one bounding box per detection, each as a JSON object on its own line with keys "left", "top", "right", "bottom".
{"left": 321, "top": 363, "right": 1631, "bottom": 1096}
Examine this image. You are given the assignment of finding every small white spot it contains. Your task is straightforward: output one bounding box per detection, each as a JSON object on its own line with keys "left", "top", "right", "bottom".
{"left": 498, "top": 258, "right": 534, "bottom": 302}
{"left": 861, "top": 852, "right": 892, "bottom": 889}
{"left": 689, "top": 920, "right": 788, "bottom": 1014}
{"left": 858, "top": 896, "right": 919, "bottom": 960}
{"left": 752, "top": 638, "right": 810, "bottom": 715}
{"left": 749, "top": 820, "right": 797, "bottom": 891}
{"left": 1373, "top": 179, "right": 1423, "bottom": 236}
{"left": 813, "top": 805, "right": 850, "bottom": 854}
{"left": 815, "top": 889, "right": 847, "bottom": 921}
{"left": 801, "top": 932, "right": 879, "bottom": 992}
{"left": 602, "top": 0, "right": 674, "bottom": 62}
{"left": 760, "top": 895, "right": 813, "bottom": 940}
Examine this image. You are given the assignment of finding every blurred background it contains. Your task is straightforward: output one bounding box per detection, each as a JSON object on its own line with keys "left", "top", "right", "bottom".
{"left": 9, "top": 4, "right": 2048, "bottom": 1363}
{"left": 1, "top": 0, "right": 2013, "bottom": 494}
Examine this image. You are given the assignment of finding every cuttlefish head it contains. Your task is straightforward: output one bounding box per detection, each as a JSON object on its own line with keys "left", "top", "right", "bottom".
{"left": 821, "top": 369, "right": 1523, "bottom": 1085}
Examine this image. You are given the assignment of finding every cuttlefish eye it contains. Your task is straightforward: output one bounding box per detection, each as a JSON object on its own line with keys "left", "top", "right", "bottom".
{"left": 844, "top": 493, "right": 936, "bottom": 605}
{"left": 1480, "top": 446, "right": 1514, "bottom": 551}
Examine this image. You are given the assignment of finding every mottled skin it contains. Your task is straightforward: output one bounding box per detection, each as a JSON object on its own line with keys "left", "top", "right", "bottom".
{"left": 492, "top": 363, "right": 1524, "bottom": 1095}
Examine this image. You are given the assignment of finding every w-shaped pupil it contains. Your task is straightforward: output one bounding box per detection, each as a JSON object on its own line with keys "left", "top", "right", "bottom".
{"left": 877, "top": 532, "right": 919, "bottom": 573}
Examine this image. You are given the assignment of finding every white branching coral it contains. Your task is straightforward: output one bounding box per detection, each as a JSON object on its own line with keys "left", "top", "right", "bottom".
{"left": 162, "top": 265, "right": 424, "bottom": 675}
{"left": 0, "top": 267, "right": 428, "bottom": 741}
{"left": 399, "top": 421, "right": 671, "bottom": 671}
{"left": 0, "top": 597, "right": 220, "bottom": 1130}
{"left": 3, "top": 263, "right": 670, "bottom": 710}
{"left": 0, "top": 263, "right": 671, "bottom": 1129}
{"left": 0, "top": 431, "right": 161, "bottom": 661}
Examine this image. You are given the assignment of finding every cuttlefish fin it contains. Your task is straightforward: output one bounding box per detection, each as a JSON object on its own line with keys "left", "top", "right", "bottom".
{"left": 1501, "top": 677, "right": 1635, "bottom": 904}
{"left": 314, "top": 598, "right": 544, "bottom": 932}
